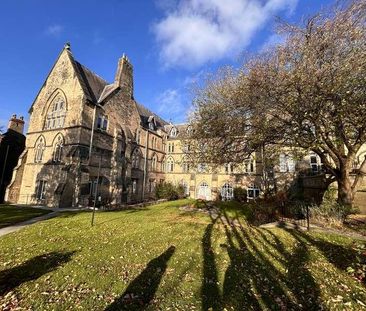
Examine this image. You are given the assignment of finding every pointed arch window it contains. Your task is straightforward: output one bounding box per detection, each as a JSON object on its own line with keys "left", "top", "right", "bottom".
{"left": 132, "top": 149, "right": 140, "bottom": 169}
{"left": 45, "top": 96, "right": 66, "bottom": 130}
{"left": 136, "top": 129, "right": 141, "bottom": 144}
{"left": 35, "top": 137, "right": 45, "bottom": 163}
{"left": 182, "top": 157, "right": 190, "bottom": 173}
{"left": 161, "top": 157, "right": 166, "bottom": 172}
{"left": 53, "top": 135, "right": 63, "bottom": 163}
{"left": 167, "top": 157, "right": 174, "bottom": 172}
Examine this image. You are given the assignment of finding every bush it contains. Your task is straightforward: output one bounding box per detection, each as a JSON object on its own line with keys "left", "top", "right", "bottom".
{"left": 233, "top": 187, "right": 247, "bottom": 202}
{"left": 155, "top": 182, "right": 185, "bottom": 201}
{"left": 310, "top": 200, "right": 359, "bottom": 223}
{"left": 244, "top": 201, "right": 279, "bottom": 225}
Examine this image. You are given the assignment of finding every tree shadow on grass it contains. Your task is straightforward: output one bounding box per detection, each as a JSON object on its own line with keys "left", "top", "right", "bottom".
{"left": 105, "top": 245, "right": 175, "bottom": 311}
{"left": 201, "top": 216, "right": 222, "bottom": 311}
{"left": 286, "top": 228, "right": 366, "bottom": 285}
{"left": 0, "top": 251, "right": 76, "bottom": 296}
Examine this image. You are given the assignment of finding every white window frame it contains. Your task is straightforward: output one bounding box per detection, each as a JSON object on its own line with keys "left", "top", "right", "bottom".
{"left": 247, "top": 185, "right": 260, "bottom": 200}
{"left": 221, "top": 183, "right": 234, "bottom": 201}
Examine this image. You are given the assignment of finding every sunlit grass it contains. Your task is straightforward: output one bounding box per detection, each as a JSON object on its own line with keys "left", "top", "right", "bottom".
{"left": 0, "top": 199, "right": 365, "bottom": 310}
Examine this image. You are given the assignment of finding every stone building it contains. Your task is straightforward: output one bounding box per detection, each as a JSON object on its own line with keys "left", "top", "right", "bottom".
{"left": 6, "top": 44, "right": 167, "bottom": 208}
{"left": 5, "top": 44, "right": 366, "bottom": 207}
{"left": 0, "top": 115, "right": 26, "bottom": 203}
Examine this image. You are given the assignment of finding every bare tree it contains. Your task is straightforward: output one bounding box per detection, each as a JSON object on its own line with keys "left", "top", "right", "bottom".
{"left": 189, "top": 0, "right": 366, "bottom": 206}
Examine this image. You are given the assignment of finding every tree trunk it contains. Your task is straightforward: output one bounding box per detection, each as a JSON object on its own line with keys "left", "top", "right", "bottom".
{"left": 337, "top": 176, "right": 354, "bottom": 207}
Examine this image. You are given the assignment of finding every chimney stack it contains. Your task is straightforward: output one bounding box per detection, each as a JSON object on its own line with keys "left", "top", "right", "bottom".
{"left": 8, "top": 114, "right": 25, "bottom": 135}
{"left": 114, "top": 54, "right": 134, "bottom": 99}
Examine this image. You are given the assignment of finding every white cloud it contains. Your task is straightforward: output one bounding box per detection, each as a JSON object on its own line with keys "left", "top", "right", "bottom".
{"left": 45, "top": 24, "right": 64, "bottom": 36}
{"left": 153, "top": 0, "right": 298, "bottom": 68}
{"left": 156, "top": 89, "right": 188, "bottom": 122}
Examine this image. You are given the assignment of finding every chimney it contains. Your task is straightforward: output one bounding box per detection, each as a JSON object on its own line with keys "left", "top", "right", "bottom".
{"left": 8, "top": 114, "right": 25, "bottom": 135}
{"left": 114, "top": 54, "right": 134, "bottom": 99}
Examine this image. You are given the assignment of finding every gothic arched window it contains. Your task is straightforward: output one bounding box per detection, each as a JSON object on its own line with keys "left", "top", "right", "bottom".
{"left": 45, "top": 96, "right": 66, "bottom": 130}
{"left": 132, "top": 149, "right": 140, "bottom": 169}
{"left": 167, "top": 157, "right": 174, "bottom": 172}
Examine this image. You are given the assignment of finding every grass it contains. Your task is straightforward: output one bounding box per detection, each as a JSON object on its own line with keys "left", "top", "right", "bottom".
{"left": 0, "top": 205, "right": 51, "bottom": 228}
{"left": 0, "top": 199, "right": 365, "bottom": 310}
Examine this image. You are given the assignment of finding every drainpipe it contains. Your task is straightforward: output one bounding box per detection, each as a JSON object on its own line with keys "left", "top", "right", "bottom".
{"left": 89, "top": 104, "right": 97, "bottom": 161}
{"left": 142, "top": 129, "right": 149, "bottom": 201}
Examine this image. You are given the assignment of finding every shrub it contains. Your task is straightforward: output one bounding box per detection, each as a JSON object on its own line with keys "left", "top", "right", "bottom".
{"left": 310, "top": 200, "right": 359, "bottom": 223}
{"left": 155, "top": 182, "right": 185, "bottom": 201}
{"left": 233, "top": 187, "right": 247, "bottom": 202}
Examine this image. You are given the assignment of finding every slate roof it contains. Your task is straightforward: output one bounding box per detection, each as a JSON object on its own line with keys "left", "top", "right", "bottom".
{"left": 165, "top": 123, "right": 189, "bottom": 139}
{"left": 72, "top": 60, "right": 108, "bottom": 103}
{"left": 30, "top": 45, "right": 169, "bottom": 130}
{"left": 135, "top": 102, "right": 168, "bottom": 130}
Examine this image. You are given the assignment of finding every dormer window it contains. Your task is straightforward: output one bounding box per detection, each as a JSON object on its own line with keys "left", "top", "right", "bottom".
{"left": 170, "top": 127, "right": 177, "bottom": 137}
{"left": 148, "top": 116, "right": 156, "bottom": 131}
{"left": 96, "top": 115, "right": 108, "bottom": 131}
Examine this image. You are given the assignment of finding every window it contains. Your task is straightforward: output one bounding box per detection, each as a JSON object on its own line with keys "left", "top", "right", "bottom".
{"left": 310, "top": 155, "right": 319, "bottom": 173}
{"left": 45, "top": 96, "right": 66, "bottom": 130}
{"left": 132, "top": 179, "right": 137, "bottom": 194}
{"left": 167, "top": 157, "right": 174, "bottom": 172}
{"left": 247, "top": 185, "right": 260, "bottom": 200}
{"left": 136, "top": 130, "right": 141, "bottom": 144}
{"left": 182, "top": 144, "right": 190, "bottom": 152}
{"left": 132, "top": 149, "right": 140, "bottom": 169}
{"left": 96, "top": 115, "right": 108, "bottom": 131}
{"left": 36, "top": 180, "right": 47, "bottom": 200}
{"left": 180, "top": 180, "right": 189, "bottom": 196}
{"left": 149, "top": 179, "right": 156, "bottom": 193}
{"left": 170, "top": 127, "right": 177, "bottom": 137}
{"left": 149, "top": 122, "right": 155, "bottom": 130}
{"left": 161, "top": 157, "right": 166, "bottom": 172}
{"left": 244, "top": 159, "right": 255, "bottom": 173}
{"left": 182, "top": 159, "right": 190, "bottom": 173}
{"left": 151, "top": 136, "right": 158, "bottom": 149}
{"left": 168, "top": 143, "right": 175, "bottom": 153}
{"left": 35, "top": 137, "right": 45, "bottom": 163}
{"left": 279, "top": 154, "right": 295, "bottom": 173}
{"left": 151, "top": 154, "right": 157, "bottom": 171}
{"left": 221, "top": 183, "right": 234, "bottom": 201}
{"left": 53, "top": 135, "right": 63, "bottom": 162}
{"left": 197, "top": 163, "right": 206, "bottom": 173}
{"left": 225, "top": 163, "right": 234, "bottom": 174}
{"left": 89, "top": 180, "right": 98, "bottom": 196}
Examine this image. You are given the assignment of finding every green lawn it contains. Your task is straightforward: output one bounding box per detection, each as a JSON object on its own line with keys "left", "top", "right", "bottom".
{"left": 0, "top": 199, "right": 365, "bottom": 310}
{"left": 0, "top": 205, "right": 51, "bottom": 228}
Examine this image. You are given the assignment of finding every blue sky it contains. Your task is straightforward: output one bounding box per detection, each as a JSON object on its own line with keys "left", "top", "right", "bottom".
{"left": 0, "top": 0, "right": 333, "bottom": 130}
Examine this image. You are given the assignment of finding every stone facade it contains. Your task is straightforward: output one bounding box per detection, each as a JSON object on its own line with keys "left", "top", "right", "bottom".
{"left": 5, "top": 44, "right": 366, "bottom": 207}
